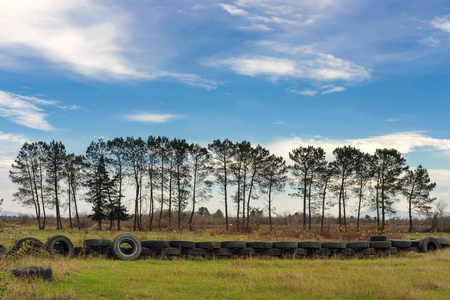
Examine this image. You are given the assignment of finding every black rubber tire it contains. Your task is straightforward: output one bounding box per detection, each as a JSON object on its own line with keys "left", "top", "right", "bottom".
{"left": 360, "top": 247, "right": 376, "bottom": 258}
{"left": 161, "top": 247, "right": 179, "bottom": 256}
{"left": 346, "top": 241, "right": 370, "bottom": 249}
{"left": 141, "top": 240, "right": 170, "bottom": 249}
{"left": 247, "top": 242, "right": 273, "bottom": 249}
{"left": 140, "top": 247, "right": 151, "bottom": 258}
{"left": 370, "top": 241, "right": 392, "bottom": 249}
{"left": 0, "top": 244, "right": 6, "bottom": 255}
{"left": 388, "top": 239, "right": 412, "bottom": 248}
{"left": 259, "top": 248, "right": 282, "bottom": 257}
{"left": 83, "top": 239, "right": 112, "bottom": 248}
{"left": 169, "top": 240, "right": 195, "bottom": 249}
{"left": 435, "top": 238, "right": 450, "bottom": 247}
{"left": 283, "top": 248, "right": 307, "bottom": 259}
{"left": 298, "top": 241, "right": 321, "bottom": 249}
{"left": 410, "top": 239, "right": 422, "bottom": 247}
{"left": 214, "top": 255, "right": 230, "bottom": 259}
{"left": 272, "top": 241, "right": 298, "bottom": 249}
{"left": 195, "top": 242, "right": 222, "bottom": 249}
{"left": 321, "top": 242, "right": 346, "bottom": 249}
{"left": 111, "top": 234, "right": 142, "bottom": 261}
{"left": 340, "top": 248, "right": 355, "bottom": 259}
{"left": 370, "top": 235, "right": 388, "bottom": 241}
{"left": 418, "top": 237, "right": 441, "bottom": 253}
{"left": 12, "top": 266, "right": 52, "bottom": 282}
{"left": 12, "top": 237, "right": 44, "bottom": 253}
{"left": 222, "top": 241, "right": 246, "bottom": 249}
{"left": 74, "top": 246, "right": 93, "bottom": 256}
{"left": 183, "top": 248, "right": 207, "bottom": 258}
{"left": 235, "top": 247, "right": 255, "bottom": 256}
{"left": 316, "top": 248, "right": 330, "bottom": 258}
{"left": 45, "top": 235, "right": 74, "bottom": 258}
{"left": 380, "top": 247, "right": 398, "bottom": 256}
{"left": 213, "top": 248, "right": 232, "bottom": 256}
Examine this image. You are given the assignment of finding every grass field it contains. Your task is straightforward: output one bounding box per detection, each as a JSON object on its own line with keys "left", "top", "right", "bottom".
{"left": 0, "top": 226, "right": 449, "bottom": 299}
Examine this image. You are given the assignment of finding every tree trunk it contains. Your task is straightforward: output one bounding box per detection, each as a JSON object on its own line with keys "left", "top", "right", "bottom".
{"left": 224, "top": 159, "right": 229, "bottom": 231}
{"left": 159, "top": 161, "right": 164, "bottom": 230}
{"left": 268, "top": 182, "right": 273, "bottom": 231}
{"left": 189, "top": 162, "right": 198, "bottom": 231}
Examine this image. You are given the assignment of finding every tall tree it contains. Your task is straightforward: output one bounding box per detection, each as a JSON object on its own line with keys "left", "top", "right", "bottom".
{"left": 289, "top": 146, "right": 326, "bottom": 230}
{"left": 331, "top": 146, "right": 359, "bottom": 231}
{"left": 245, "top": 145, "right": 270, "bottom": 230}
{"left": 400, "top": 165, "right": 436, "bottom": 232}
{"left": 124, "top": 137, "right": 147, "bottom": 231}
{"left": 171, "top": 138, "right": 192, "bottom": 230}
{"left": 107, "top": 137, "right": 129, "bottom": 230}
{"left": 260, "top": 154, "right": 288, "bottom": 231}
{"left": 146, "top": 136, "right": 159, "bottom": 231}
{"left": 157, "top": 136, "right": 170, "bottom": 229}
{"left": 316, "top": 162, "right": 337, "bottom": 231}
{"left": 64, "top": 154, "right": 85, "bottom": 230}
{"left": 373, "top": 148, "right": 407, "bottom": 230}
{"left": 208, "top": 139, "right": 234, "bottom": 231}
{"left": 188, "top": 144, "right": 212, "bottom": 231}
{"left": 352, "top": 151, "right": 373, "bottom": 232}
{"left": 44, "top": 140, "right": 67, "bottom": 229}
{"left": 10, "top": 142, "right": 45, "bottom": 229}
{"left": 85, "top": 144, "right": 115, "bottom": 230}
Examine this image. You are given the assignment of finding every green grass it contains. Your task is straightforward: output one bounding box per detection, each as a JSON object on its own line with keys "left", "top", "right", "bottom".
{"left": 3, "top": 249, "right": 449, "bottom": 299}
{"left": 1, "top": 226, "right": 449, "bottom": 299}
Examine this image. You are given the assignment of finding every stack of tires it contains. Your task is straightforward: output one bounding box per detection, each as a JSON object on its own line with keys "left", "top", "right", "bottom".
{"left": 2, "top": 234, "right": 448, "bottom": 262}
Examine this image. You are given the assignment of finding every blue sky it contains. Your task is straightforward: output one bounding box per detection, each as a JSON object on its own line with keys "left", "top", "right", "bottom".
{"left": 0, "top": 0, "right": 449, "bottom": 215}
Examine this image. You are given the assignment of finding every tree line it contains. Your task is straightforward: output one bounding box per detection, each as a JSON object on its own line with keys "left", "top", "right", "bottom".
{"left": 9, "top": 137, "right": 437, "bottom": 232}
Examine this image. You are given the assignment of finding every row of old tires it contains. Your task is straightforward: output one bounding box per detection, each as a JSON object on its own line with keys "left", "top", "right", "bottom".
{"left": 1, "top": 234, "right": 448, "bottom": 261}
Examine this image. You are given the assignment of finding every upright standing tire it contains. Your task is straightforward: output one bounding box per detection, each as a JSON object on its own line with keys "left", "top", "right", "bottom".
{"left": 418, "top": 237, "right": 441, "bottom": 253}
{"left": 111, "top": 234, "right": 142, "bottom": 261}
{"left": 45, "top": 235, "right": 74, "bottom": 258}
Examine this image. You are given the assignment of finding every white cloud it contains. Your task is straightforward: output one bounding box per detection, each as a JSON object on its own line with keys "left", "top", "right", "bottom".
{"left": 288, "top": 89, "right": 318, "bottom": 96}
{"left": 209, "top": 41, "right": 370, "bottom": 82}
{"left": 321, "top": 85, "right": 346, "bottom": 94}
{"left": 0, "top": 132, "right": 28, "bottom": 146}
{"left": 0, "top": 91, "right": 56, "bottom": 131}
{"left": 219, "top": 3, "right": 249, "bottom": 16}
{"left": 417, "top": 36, "right": 440, "bottom": 47}
{"left": 0, "top": 1, "right": 149, "bottom": 80}
{"left": 431, "top": 16, "right": 450, "bottom": 33}
{"left": 237, "top": 24, "right": 274, "bottom": 32}
{"left": 0, "top": 1, "right": 216, "bottom": 89}
{"left": 123, "top": 113, "right": 181, "bottom": 123}
{"left": 211, "top": 56, "right": 296, "bottom": 77}
{"left": 265, "top": 131, "right": 450, "bottom": 162}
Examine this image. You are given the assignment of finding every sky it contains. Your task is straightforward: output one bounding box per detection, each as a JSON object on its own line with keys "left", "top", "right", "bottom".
{"left": 0, "top": 0, "right": 449, "bottom": 217}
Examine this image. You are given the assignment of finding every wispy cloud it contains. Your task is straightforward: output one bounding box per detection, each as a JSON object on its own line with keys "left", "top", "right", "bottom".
{"left": 0, "top": 131, "right": 28, "bottom": 145}
{"left": 266, "top": 131, "right": 450, "bottom": 162}
{"left": 288, "top": 89, "right": 318, "bottom": 96}
{"left": 0, "top": 91, "right": 57, "bottom": 131}
{"left": 219, "top": 4, "right": 248, "bottom": 16}
{"left": 208, "top": 40, "right": 370, "bottom": 83}
{"left": 0, "top": 1, "right": 216, "bottom": 89}
{"left": 289, "top": 85, "right": 346, "bottom": 96}
{"left": 237, "top": 24, "right": 274, "bottom": 32}
{"left": 431, "top": 16, "right": 450, "bottom": 33}
{"left": 123, "top": 113, "right": 182, "bottom": 123}
{"left": 417, "top": 36, "right": 440, "bottom": 47}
